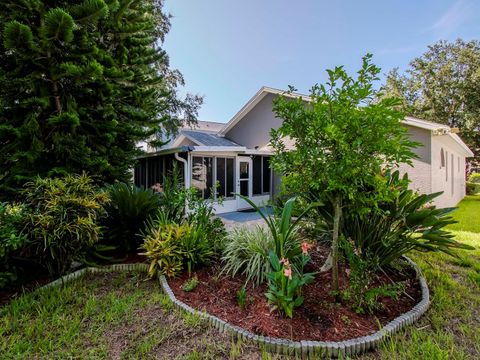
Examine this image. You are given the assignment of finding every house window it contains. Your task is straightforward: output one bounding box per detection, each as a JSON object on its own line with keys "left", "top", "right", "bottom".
{"left": 440, "top": 148, "right": 445, "bottom": 168}
{"left": 252, "top": 156, "right": 271, "bottom": 195}
{"left": 192, "top": 156, "right": 234, "bottom": 200}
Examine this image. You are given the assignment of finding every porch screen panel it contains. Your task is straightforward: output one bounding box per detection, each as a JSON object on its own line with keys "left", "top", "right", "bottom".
{"left": 253, "top": 156, "right": 262, "bottom": 195}
{"left": 226, "top": 158, "right": 234, "bottom": 197}
{"left": 216, "top": 158, "right": 226, "bottom": 198}
{"left": 192, "top": 156, "right": 204, "bottom": 197}
{"left": 263, "top": 157, "right": 271, "bottom": 193}
{"left": 204, "top": 157, "right": 213, "bottom": 199}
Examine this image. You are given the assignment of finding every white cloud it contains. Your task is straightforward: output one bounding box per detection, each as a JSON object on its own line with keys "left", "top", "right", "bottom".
{"left": 431, "top": 0, "right": 473, "bottom": 37}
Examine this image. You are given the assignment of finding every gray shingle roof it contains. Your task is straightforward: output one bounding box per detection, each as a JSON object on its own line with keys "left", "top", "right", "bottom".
{"left": 181, "top": 130, "right": 241, "bottom": 147}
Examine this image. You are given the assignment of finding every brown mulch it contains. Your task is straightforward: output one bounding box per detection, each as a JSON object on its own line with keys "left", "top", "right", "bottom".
{"left": 168, "top": 246, "right": 421, "bottom": 342}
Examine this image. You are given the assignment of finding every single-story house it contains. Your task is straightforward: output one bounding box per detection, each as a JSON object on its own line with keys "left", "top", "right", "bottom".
{"left": 135, "top": 87, "right": 474, "bottom": 213}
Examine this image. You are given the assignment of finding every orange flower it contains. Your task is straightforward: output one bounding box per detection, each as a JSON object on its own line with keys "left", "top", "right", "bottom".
{"left": 301, "top": 242, "right": 312, "bottom": 255}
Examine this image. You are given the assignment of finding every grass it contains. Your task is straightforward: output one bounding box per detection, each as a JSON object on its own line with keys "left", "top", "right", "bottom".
{"left": 0, "top": 196, "right": 479, "bottom": 359}
{"left": 360, "top": 195, "right": 480, "bottom": 359}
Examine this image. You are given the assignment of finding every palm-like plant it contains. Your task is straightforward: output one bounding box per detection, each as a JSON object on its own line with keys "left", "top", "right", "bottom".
{"left": 235, "top": 195, "right": 317, "bottom": 259}
{"left": 342, "top": 171, "right": 474, "bottom": 268}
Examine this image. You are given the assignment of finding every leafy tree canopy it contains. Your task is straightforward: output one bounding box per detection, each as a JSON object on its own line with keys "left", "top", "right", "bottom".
{"left": 270, "top": 54, "right": 417, "bottom": 291}
{"left": 383, "top": 39, "right": 480, "bottom": 163}
{"left": 0, "top": 0, "right": 201, "bottom": 198}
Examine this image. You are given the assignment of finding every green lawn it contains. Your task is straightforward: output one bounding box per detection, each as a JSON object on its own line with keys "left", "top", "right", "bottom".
{"left": 1, "top": 197, "right": 479, "bottom": 359}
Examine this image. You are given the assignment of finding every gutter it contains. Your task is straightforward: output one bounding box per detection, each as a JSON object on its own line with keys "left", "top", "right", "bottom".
{"left": 136, "top": 146, "right": 193, "bottom": 159}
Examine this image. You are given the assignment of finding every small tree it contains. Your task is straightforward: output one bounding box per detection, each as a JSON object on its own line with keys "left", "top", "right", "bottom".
{"left": 270, "top": 54, "right": 417, "bottom": 292}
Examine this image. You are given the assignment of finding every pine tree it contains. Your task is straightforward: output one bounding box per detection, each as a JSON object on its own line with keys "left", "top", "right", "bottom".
{"left": 0, "top": 0, "right": 201, "bottom": 198}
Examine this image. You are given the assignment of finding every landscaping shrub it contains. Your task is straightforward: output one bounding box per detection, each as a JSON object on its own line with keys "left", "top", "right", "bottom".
{"left": 157, "top": 167, "right": 191, "bottom": 223}
{"left": 103, "top": 183, "right": 160, "bottom": 251}
{"left": 22, "top": 174, "right": 109, "bottom": 276}
{"left": 466, "top": 173, "right": 480, "bottom": 194}
{"left": 140, "top": 223, "right": 185, "bottom": 278}
{"left": 341, "top": 171, "right": 474, "bottom": 270}
{"left": 141, "top": 220, "right": 218, "bottom": 278}
{"left": 469, "top": 173, "right": 480, "bottom": 183}
{"left": 466, "top": 182, "right": 480, "bottom": 195}
{"left": 340, "top": 237, "right": 405, "bottom": 314}
{"left": 222, "top": 196, "right": 315, "bottom": 288}
{"left": 0, "top": 202, "right": 28, "bottom": 288}
{"left": 222, "top": 225, "right": 276, "bottom": 286}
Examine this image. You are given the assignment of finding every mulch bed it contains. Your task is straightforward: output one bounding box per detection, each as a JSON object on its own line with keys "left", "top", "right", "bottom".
{"left": 168, "top": 245, "right": 421, "bottom": 342}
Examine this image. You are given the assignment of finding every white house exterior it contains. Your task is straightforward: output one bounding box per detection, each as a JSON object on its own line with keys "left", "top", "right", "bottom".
{"left": 135, "top": 87, "right": 474, "bottom": 213}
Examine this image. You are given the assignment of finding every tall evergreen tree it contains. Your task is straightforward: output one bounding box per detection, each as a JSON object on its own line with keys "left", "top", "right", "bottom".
{"left": 0, "top": 0, "right": 201, "bottom": 198}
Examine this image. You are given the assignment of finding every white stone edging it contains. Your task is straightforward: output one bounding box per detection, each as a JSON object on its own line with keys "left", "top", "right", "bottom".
{"left": 34, "top": 258, "right": 429, "bottom": 358}
{"left": 158, "top": 256, "right": 430, "bottom": 358}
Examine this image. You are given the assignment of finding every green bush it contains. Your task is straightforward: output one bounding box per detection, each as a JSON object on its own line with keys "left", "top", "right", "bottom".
{"left": 140, "top": 223, "right": 186, "bottom": 278}
{"left": 341, "top": 171, "right": 473, "bottom": 269}
{"left": 0, "top": 202, "right": 28, "bottom": 288}
{"left": 141, "top": 220, "right": 217, "bottom": 278}
{"left": 466, "top": 181, "right": 480, "bottom": 195}
{"left": 469, "top": 172, "right": 480, "bottom": 183}
{"left": 103, "top": 183, "right": 160, "bottom": 251}
{"left": 22, "top": 174, "right": 109, "bottom": 276}
{"left": 222, "top": 225, "right": 275, "bottom": 286}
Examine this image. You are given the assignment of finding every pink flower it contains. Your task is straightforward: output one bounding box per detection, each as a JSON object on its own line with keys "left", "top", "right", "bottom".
{"left": 284, "top": 267, "right": 292, "bottom": 280}
{"left": 151, "top": 183, "right": 163, "bottom": 193}
{"left": 280, "top": 258, "right": 290, "bottom": 266}
{"left": 301, "top": 242, "right": 312, "bottom": 255}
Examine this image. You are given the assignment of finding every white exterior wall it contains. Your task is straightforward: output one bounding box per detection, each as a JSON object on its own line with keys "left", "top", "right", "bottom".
{"left": 431, "top": 134, "right": 467, "bottom": 208}
{"left": 397, "top": 126, "right": 432, "bottom": 196}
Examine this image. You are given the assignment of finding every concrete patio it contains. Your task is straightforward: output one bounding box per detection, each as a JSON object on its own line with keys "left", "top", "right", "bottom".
{"left": 216, "top": 207, "right": 272, "bottom": 230}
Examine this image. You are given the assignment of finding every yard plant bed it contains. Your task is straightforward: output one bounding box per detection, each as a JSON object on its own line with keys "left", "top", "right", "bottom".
{"left": 168, "top": 245, "right": 422, "bottom": 342}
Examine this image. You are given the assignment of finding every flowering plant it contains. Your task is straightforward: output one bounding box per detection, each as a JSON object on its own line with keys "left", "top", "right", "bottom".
{"left": 265, "top": 243, "right": 316, "bottom": 318}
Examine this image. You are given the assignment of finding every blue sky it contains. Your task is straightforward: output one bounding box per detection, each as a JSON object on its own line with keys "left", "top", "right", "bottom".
{"left": 163, "top": 0, "right": 480, "bottom": 123}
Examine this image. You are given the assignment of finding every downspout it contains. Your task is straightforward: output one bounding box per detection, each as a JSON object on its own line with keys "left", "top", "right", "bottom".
{"left": 174, "top": 152, "right": 189, "bottom": 214}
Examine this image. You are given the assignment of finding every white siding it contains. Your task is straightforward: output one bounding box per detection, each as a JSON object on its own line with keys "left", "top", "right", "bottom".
{"left": 431, "top": 134, "right": 467, "bottom": 208}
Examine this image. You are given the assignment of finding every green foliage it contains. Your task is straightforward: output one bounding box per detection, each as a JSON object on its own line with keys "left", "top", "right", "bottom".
{"left": 383, "top": 39, "right": 480, "bottom": 162}
{"left": 466, "top": 182, "right": 480, "bottom": 195}
{"left": 341, "top": 171, "right": 474, "bottom": 269}
{"left": 221, "top": 225, "right": 276, "bottom": 286}
{"left": 180, "top": 224, "right": 215, "bottom": 275}
{"left": 157, "top": 167, "right": 191, "bottom": 223}
{"left": 236, "top": 195, "right": 313, "bottom": 260}
{"left": 270, "top": 54, "right": 418, "bottom": 291}
{"left": 103, "top": 183, "right": 160, "bottom": 251}
{"left": 265, "top": 251, "right": 315, "bottom": 318}
{"left": 340, "top": 236, "right": 404, "bottom": 314}
{"left": 141, "top": 221, "right": 217, "bottom": 278}
{"left": 21, "top": 173, "right": 109, "bottom": 276}
{"left": 236, "top": 286, "right": 247, "bottom": 310}
{"left": 140, "top": 223, "right": 185, "bottom": 278}
{"left": 0, "top": 0, "right": 202, "bottom": 198}
{"left": 467, "top": 174, "right": 480, "bottom": 195}
{"left": 181, "top": 276, "right": 198, "bottom": 292}
{"left": 469, "top": 173, "right": 480, "bottom": 183}
{"left": 0, "top": 202, "right": 28, "bottom": 288}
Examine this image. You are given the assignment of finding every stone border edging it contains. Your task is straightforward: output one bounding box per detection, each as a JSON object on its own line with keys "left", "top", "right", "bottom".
{"left": 34, "top": 258, "right": 429, "bottom": 358}
{"left": 158, "top": 256, "right": 430, "bottom": 358}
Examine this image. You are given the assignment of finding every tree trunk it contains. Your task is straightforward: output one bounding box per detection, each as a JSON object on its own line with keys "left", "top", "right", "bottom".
{"left": 331, "top": 194, "right": 342, "bottom": 294}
